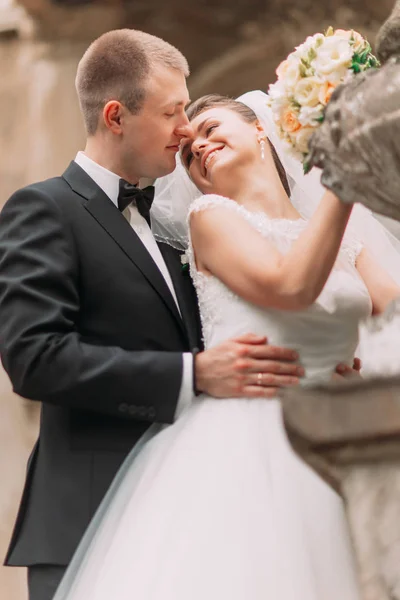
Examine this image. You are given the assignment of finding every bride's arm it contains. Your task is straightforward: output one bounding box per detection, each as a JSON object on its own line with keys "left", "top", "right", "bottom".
{"left": 190, "top": 190, "right": 351, "bottom": 311}
{"left": 356, "top": 249, "right": 400, "bottom": 314}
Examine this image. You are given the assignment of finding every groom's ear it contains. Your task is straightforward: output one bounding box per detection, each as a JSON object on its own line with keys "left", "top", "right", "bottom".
{"left": 103, "top": 100, "right": 124, "bottom": 135}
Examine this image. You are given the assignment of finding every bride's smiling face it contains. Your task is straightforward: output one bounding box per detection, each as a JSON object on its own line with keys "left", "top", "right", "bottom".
{"left": 181, "top": 107, "right": 262, "bottom": 194}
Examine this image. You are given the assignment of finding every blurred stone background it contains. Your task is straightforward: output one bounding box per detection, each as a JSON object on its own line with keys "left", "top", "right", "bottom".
{"left": 0, "top": 0, "right": 396, "bottom": 598}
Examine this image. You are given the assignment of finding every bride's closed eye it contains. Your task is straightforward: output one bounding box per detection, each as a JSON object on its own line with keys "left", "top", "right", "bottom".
{"left": 205, "top": 124, "right": 218, "bottom": 136}
{"left": 181, "top": 123, "right": 219, "bottom": 169}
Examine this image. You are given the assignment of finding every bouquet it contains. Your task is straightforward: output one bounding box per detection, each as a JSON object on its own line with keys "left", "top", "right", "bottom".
{"left": 267, "top": 27, "right": 380, "bottom": 171}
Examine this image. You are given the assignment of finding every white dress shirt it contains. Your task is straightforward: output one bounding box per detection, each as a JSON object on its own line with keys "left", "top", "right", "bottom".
{"left": 74, "top": 151, "right": 193, "bottom": 417}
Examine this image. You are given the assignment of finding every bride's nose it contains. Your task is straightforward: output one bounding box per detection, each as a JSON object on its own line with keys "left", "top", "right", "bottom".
{"left": 191, "top": 138, "right": 207, "bottom": 159}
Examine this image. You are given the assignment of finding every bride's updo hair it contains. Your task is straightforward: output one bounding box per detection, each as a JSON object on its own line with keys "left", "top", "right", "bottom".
{"left": 186, "top": 94, "right": 290, "bottom": 196}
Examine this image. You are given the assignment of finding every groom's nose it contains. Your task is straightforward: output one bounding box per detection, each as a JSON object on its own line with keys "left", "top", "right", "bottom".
{"left": 176, "top": 121, "right": 194, "bottom": 139}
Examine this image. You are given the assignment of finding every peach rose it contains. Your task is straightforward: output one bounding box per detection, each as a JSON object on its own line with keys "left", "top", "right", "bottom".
{"left": 318, "top": 81, "right": 336, "bottom": 105}
{"left": 281, "top": 107, "right": 302, "bottom": 133}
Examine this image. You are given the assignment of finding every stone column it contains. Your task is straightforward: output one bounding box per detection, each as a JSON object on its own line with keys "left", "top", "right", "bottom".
{"left": 281, "top": 377, "right": 400, "bottom": 600}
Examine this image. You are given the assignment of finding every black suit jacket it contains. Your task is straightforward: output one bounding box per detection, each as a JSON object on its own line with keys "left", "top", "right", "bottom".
{"left": 0, "top": 162, "right": 202, "bottom": 566}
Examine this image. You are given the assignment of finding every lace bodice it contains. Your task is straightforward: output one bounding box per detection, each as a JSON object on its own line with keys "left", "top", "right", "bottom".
{"left": 188, "top": 194, "right": 372, "bottom": 384}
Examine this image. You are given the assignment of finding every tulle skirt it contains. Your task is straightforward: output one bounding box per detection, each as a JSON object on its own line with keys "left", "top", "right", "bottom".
{"left": 54, "top": 397, "right": 361, "bottom": 600}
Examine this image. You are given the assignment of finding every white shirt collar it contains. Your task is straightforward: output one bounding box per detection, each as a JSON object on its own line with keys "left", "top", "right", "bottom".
{"left": 74, "top": 151, "right": 121, "bottom": 208}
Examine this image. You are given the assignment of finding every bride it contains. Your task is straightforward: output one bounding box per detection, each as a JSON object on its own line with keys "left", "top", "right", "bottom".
{"left": 53, "top": 90, "right": 400, "bottom": 600}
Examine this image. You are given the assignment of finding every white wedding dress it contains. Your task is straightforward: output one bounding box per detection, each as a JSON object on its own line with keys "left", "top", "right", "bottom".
{"left": 54, "top": 195, "right": 371, "bottom": 600}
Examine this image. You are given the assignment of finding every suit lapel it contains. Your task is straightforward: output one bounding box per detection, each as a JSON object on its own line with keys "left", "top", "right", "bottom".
{"left": 157, "top": 242, "right": 202, "bottom": 350}
{"left": 63, "top": 162, "right": 187, "bottom": 339}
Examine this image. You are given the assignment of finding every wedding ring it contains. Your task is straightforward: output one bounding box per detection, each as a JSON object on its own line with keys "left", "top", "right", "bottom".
{"left": 257, "top": 372, "right": 263, "bottom": 386}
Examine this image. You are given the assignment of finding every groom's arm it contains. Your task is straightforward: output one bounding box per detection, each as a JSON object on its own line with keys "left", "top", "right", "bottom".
{"left": 0, "top": 187, "right": 184, "bottom": 424}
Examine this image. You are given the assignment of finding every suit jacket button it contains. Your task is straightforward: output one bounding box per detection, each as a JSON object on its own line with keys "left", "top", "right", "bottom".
{"left": 129, "top": 405, "right": 138, "bottom": 415}
{"left": 118, "top": 403, "right": 128, "bottom": 413}
{"left": 148, "top": 407, "right": 156, "bottom": 418}
{"left": 138, "top": 406, "right": 147, "bottom": 417}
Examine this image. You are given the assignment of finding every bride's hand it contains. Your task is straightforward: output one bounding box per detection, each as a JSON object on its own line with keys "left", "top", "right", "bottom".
{"left": 194, "top": 333, "right": 304, "bottom": 399}
{"left": 332, "top": 358, "right": 362, "bottom": 380}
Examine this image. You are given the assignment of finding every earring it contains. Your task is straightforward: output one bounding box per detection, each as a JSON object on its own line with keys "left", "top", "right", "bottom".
{"left": 261, "top": 139, "right": 266, "bottom": 160}
{"left": 259, "top": 137, "right": 266, "bottom": 160}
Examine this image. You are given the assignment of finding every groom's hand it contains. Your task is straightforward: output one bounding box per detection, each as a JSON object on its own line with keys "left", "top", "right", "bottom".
{"left": 194, "top": 333, "right": 304, "bottom": 399}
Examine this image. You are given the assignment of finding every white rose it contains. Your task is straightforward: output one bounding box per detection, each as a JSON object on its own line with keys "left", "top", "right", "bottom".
{"left": 312, "top": 36, "right": 353, "bottom": 79}
{"left": 284, "top": 58, "right": 302, "bottom": 90}
{"left": 294, "top": 76, "right": 323, "bottom": 107}
{"left": 335, "top": 29, "right": 365, "bottom": 53}
{"left": 333, "top": 29, "right": 352, "bottom": 41}
{"left": 268, "top": 80, "right": 286, "bottom": 101}
{"left": 276, "top": 57, "right": 301, "bottom": 90}
{"left": 276, "top": 59, "right": 289, "bottom": 80}
{"left": 293, "top": 33, "right": 324, "bottom": 57}
{"left": 298, "top": 105, "right": 323, "bottom": 126}
{"left": 291, "top": 126, "right": 315, "bottom": 155}
{"left": 268, "top": 82, "right": 291, "bottom": 119}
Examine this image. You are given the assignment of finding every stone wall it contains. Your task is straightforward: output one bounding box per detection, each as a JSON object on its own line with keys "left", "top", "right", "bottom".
{"left": 0, "top": 0, "right": 391, "bottom": 202}
{"left": 0, "top": 37, "right": 87, "bottom": 203}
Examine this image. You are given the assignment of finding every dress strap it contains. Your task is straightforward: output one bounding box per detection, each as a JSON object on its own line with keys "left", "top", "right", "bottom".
{"left": 188, "top": 194, "right": 241, "bottom": 218}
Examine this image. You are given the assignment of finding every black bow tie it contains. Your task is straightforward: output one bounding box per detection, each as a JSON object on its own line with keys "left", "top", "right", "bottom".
{"left": 117, "top": 179, "right": 155, "bottom": 225}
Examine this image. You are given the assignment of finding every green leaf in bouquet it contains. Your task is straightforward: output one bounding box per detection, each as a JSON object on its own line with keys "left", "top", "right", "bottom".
{"left": 325, "top": 26, "right": 334, "bottom": 37}
{"left": 358, "top": 50, "right": 370, "bottom": 64}
{"left": 368, "top": 56, "right": 380, "bottom": 68}
{"left": 352, "top": 52, "right": 364, "bottom": 64}
{"left": 308, "top": 47, "right": 317, "bottom": 61}
{"left": 351, "top": 62, "right": 361, "bottom": 73}
{"left": 303, "top": 158, "right": 311, "bottom": 174}
{"left": 315, "top": 114, "right": 325, "bottom": 123}
{"left": 299, "top": 64, "right": 308, "bottom": 78}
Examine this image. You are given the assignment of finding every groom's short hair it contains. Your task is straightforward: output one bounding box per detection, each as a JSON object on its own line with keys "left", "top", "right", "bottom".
{"left": 76, "top": 29, "right": 189, "bottom": 135}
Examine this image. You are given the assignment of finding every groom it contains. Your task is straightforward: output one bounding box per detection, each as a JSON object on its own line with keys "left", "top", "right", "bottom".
{"left": 0, "top": 29, "right": 336, "bottom": 600}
